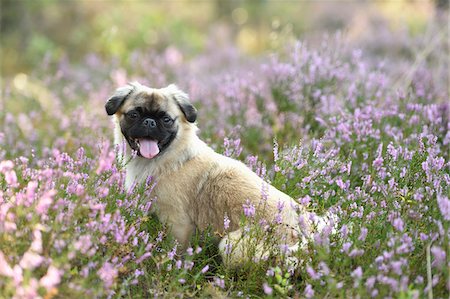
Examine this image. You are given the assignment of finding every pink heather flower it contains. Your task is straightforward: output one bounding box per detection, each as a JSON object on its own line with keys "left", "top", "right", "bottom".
{"left": 304, "top": 283, "right": 315, "bottom": 298}
{"left": 195, "top": 247, "right": 202, "bottom": 254}
{"left": 184, "top": 261, "right": 194, "bottom": 271}
{"left": 31, "top": 230, "right": 43, "bottom": 253}
{"left": 201, "top": 265, "right": 209, "bottom": 274}
{"left": 26, "top": 181, "right": 38, "bottom": 201}
{"left": 74, "top": 235, "right": 92, "bottom": 254}
{"left": 365, "top": 276, "right": 376, "bottom": 289}
{"left": 0, "top": 160, "right": 14, "bottom": 172}
{"left": 387, "top": 143, "right": 399, "bottom": 160}
{"left": 351, "top": 266, "right": 363, "bottom": 280}
{"left": 390, "top": 260, "right": 403, "bottom": 275}
{"left": 135, "top": 252, "right": 152, "bottom": 264}
{"left": 175, "top": 260, "right": 182, "bottom": 269}
{"left": 19, "top": 251, "right": 44, "bottom": 270}
{"left": 39, "top": 265, "right": 63, "bottom": 291}
{"left": 224, "top": 215, "right": 230, "bottom": 230}
{"left": 335, "top": 178, "right": 346, "bottom": 190}
{"left": 15, "top": 277, "right": 39, "bottom": 299}
{"left": 430, "top": 246, "right": 446, "bottom": 268}
{"left": 372, "top": 156, "right": 383, "bottom": 169}
{"left": 97, "top": 262, "right": 117, "bottom": 289}
{"left": 342, "top": 242, "right": 352, "bottom": 253}
{"left": 178, "top": 278, "right": 186, "bottom": 284}
{"left": 36, "top": 190, "right": 57, "bottom": 215}
{"left": 13, "top": 265, "right": 23, "bottom": 285}
{"left": 134, "top": 269, "right": 144, "bottom": 277}
{"left": 214, "top": 277, "right": 225, "bottom": 289}
{"left": 400, "top": 167, "right": 407, "bottom": 178}
{"left": 4, "top": 169, "right": 18, "bottom": 187}
{"left": 186, "top": 247, "right": 193, "bottom": 256}
{"left": 307, "top": 266, "right": 320, "bottom": 280}
{"left": 340, "top": 224, "right": 349, "bottom": 239}
{"left": 263, "top": 283, "right": 273, "bottom": 295}
{"left": 266, "top": 268, "right": 275, "bottom": 277}
{"left": 300, "top": 195, "right": 311, "bottom": 205}
{"left": 392, "top": 218, "right": 404, "bottom": 232}
{"left": 168, "top": 246, "right": 177, "bottom": 260}
{"left": 243, "top": 199, "right": 255, "bottom": 218}
{"left": 273, "top": 139, "right": 279, "bottom": 162}
{"left": 437, "top": 193, "right": 450, "bottom": 221}
{"left": 358, "top": 227, "right": 368, "bottom": 242}
{"left": 0, "top": 251, "right": 14, "bottom": 277}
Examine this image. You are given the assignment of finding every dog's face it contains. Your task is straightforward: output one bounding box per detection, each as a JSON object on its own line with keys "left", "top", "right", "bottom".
{"left": 105, "top": 82, "right": 197, "bottom": 159}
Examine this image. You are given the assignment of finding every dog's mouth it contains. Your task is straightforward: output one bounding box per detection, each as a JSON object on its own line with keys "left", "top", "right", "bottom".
{"left": 132, "top": 138, "right": 160, "bottom": 159}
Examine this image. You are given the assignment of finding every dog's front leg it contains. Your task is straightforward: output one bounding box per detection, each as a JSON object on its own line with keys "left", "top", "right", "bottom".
{"left": 169, "top": 218, "right": 196, "bottom": 250}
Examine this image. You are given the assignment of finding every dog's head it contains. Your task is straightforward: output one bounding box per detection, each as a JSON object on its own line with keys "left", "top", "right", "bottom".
{"left": 105, "top": 82, "right": 197, "bottom": 159}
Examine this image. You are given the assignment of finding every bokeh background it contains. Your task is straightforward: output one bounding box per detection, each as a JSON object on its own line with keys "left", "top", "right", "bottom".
{"left": 1, "top": 0, "right": 447, "bottom": 75}
{"left": 1, "top": 0, "right": 448, "bottom": 159}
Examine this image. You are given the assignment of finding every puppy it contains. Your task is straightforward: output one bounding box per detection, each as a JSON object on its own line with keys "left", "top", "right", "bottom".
{"left": 105, "top": 82, "right": 311, "bottom": 266}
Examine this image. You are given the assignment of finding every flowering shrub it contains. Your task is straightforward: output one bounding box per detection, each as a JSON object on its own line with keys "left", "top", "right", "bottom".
{"left": 1, "top": 28, "right": 448, "bottom": 297}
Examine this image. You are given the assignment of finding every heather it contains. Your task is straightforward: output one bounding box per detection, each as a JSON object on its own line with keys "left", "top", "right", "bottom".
{"left": 1, "top": 5, "right": 449, "bottom": 299}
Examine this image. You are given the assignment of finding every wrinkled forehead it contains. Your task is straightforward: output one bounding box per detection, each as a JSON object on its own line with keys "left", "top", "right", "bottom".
{"left": 120, "top": 90, "right": 178, "bottom": 114}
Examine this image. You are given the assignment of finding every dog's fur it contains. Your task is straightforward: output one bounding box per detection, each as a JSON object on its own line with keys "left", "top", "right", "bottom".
{"left": 106, "top": 82, "right": 311, "bottom": 265}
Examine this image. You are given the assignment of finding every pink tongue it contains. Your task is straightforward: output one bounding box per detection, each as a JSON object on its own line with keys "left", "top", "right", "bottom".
{"left": 139, "top": 139, "right": 160, "bottom": 159}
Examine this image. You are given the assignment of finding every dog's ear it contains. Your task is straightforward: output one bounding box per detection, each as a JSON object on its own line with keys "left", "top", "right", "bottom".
{"left": 105, "top": 84, "right": 135, "bottom": 116}
{"left": 167, "top": 84, "right": 197, "bottom": 123}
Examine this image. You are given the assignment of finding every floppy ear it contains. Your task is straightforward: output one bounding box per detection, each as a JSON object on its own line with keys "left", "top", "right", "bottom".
{"left": 105, "top": 84, "right": 135, "bottom": 116}
{"left": 167, "top": 84, "right": 197, "bottom": 123}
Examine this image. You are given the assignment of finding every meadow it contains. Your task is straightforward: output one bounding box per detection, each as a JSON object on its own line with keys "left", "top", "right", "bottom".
{"left": 1, "top": 12, "right": 449, "bottom": 299}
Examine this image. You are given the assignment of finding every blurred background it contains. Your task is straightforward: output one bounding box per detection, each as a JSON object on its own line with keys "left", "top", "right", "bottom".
{"left": 1, "top": 0, "right": 447, "bottom": 77}
{"left": 0, "top": 0, "right": 448, "bottom": 159}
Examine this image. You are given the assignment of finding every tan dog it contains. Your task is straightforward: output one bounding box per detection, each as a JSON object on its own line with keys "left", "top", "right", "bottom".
{"left": 105, "top": 82, "right": 310, "bottom": 265}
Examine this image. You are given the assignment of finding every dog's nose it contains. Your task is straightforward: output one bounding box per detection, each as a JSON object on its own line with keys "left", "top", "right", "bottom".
{"left": 143, "top": 118, "right": 157, "bottom": 128}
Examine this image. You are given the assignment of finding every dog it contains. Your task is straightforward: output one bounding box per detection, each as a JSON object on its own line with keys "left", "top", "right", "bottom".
{"left": 105, "top": 82, "right": 312, "bottom": 266}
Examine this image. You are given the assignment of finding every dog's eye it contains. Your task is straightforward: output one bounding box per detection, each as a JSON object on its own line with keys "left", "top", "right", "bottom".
{"left": 162, "top": 116, "right": 173, "bottom": 124}
{"left": 127, "top": 111, "right": 139, "bottom": 119}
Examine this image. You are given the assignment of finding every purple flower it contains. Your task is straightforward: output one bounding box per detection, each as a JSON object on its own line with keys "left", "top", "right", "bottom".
{"left": 342, "top": 242, "right": 352, "bottom": 253}
{"left": 175, "top": 260, "right": 182, "bottom": 269}
{"left": 365, "top": 276, "right": 376, "bottom": 290}
{"left": 307, "top": 266, "right": 320, "bottom": 280}
{"left": 136, "top": 252, "right": 152, "bottom": 264}
{"left": 263, "top": 283, "right": 273, "bottom": 295}
{"left": 304, "top": 283, "right": 315, "bottom": 298}
{"left": 168, "top": 246, "right": 177, "bottom": 260}
{"left": 392, "top": 218, "right": 404, "bottom": 232}
{"left": 430, "top": 246, "right": 446, "bottom": 268}
{"left": 224, "top": 215, "right": 230, "bottom": 230}
{"left": 74, "top": 235, "right": 92, "bottom": 254}
{"left": 39, "top": 265, "right": 63, "bottom": 291}
{"left": 358, "top": 227, "right": 368, "bottom": 241}
{"left": 437, "top": 193, "right": 450, "bottom": 221}
{"left": 372, "top": 156, "right": 384, "bottom": 169}
{"left": 214, "top": 277, "right": 225, "bottom": 289}
{"left": 19, "top": 251, "right": 44, "bottom": 270}
{"left": 0, "top": 251, "right": 13, "bottom": 277}
{"left": 390, "top": 260, "right": 403, "bottom": 275}
{"left": 266, "top": 268, "right": 275, "bottom": 277}
{"left": 243, "top": 199, "right": 255, "bottom": 218}
{"left": 353, "top": 267, "right": 363, "bottom": 279}
{"left": 201, "top": 265, "right": 209, "bottom": 274}
{"left": 97, "top": 262, "right": 117, "bottom": 289}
